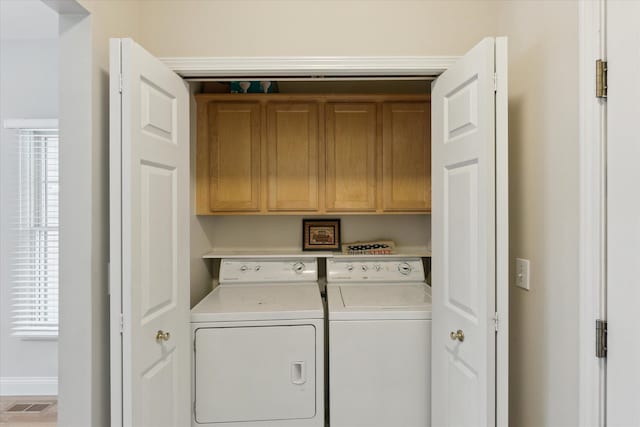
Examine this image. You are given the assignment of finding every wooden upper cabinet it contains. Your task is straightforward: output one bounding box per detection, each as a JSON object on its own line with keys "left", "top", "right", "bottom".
{"left": 382, "top": 102, "right": 431, "bottom": 211}
{"left": 195, "top": 94, "right": 430, "bottom": 215}
{"left": 266, "top": 103, "right": 319, "bottom": 211}
{"left": 196, "top": 101, "right": 261, "bottom": 213}
{"left": 325, "top": 103, "right": 377, "bottom": 211}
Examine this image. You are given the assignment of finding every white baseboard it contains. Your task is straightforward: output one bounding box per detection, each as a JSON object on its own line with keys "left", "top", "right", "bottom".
{"left": 0, "top": 377, "right": 58, "bottom": 396}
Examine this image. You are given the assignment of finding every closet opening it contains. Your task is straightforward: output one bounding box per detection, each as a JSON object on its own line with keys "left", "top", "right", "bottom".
{"left": 186, "top": 77, "right": 435, "bottom": 303}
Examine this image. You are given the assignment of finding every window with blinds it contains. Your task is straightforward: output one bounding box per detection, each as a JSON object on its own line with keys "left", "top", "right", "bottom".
{"left": 11, "top": 126, "right": 59, "bottom": 338}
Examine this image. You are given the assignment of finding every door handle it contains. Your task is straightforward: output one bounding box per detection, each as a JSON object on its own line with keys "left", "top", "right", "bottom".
{"left": 156, "top": 330, "right": 171, "bottom": 342}
{"left": 449, "top": 329, "right": 465, "bottom": 342}
{"left": 291, "top": 361, "right": 306, "bottom": 385}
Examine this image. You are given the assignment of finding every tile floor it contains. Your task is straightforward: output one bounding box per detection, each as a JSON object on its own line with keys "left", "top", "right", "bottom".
{"left": 0, "top": 396, "right": 56, "bottom": 427}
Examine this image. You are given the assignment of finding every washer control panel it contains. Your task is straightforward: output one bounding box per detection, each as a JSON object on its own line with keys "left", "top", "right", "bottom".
{"left": 219, "top": 258, "right": 318, "bottom": 283}
{"left": 327, "top": 258, "right": 424, "bottom": 282}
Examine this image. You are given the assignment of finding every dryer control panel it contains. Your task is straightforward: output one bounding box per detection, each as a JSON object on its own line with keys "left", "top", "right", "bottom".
{"left": 220, "top": 258, "right": 318, "bottom": 283}
{"left": 327, "top": 258, "right": 424, "bottom": 283}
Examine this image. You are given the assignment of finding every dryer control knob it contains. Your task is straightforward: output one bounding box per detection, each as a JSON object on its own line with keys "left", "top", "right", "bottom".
{"left": 398, "top": 262, "right": 412, "bottom": 275}
{"left": 361, "top": 264, "right": 368, "bottom": 272}
{"left": 346, "top": 264, "right": 354, "bottom": 272}
{"left": 292, "top": 262, "right": 305, "bottom": 274}
{"left": 240, "top": 265, "right": 249, "bottom": 272}
{"left": 374, "top": 264, "right": 382, "bottom": 272}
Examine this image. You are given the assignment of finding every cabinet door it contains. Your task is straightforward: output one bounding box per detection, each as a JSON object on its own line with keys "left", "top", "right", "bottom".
{"left": 267, "top": 103, "right": 319, "bottom": 211}
{"left": 382, "top": 102, "right": 431, "bottom": 211}
{"left": 198, "top": 102, "right": 261, "bottom": 212}
{"left": 325, "top": 103, "right": 377, "bottom": 211}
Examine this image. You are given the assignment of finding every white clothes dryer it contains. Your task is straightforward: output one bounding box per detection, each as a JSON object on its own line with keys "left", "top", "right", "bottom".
{"left": 326, "top": 257, "right": 432, "bottom": 427}
{"left": 191, "top": 258, "right": 324, "bottom": 427}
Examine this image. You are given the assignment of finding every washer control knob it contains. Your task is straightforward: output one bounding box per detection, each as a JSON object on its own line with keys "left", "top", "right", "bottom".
{"left": 240, "top": 265, "right": 249, "bottom": 272}
{"left": 346, "top": 264, "right": 354, "bottom": 272}
{"left": 292, "top": 262, "right": 305, "bottom": 274}
{"left": 374, "top": 264, "right": 382, "bottom": 272}
{"left": 361, "top": 264, "right": 368, "bottom": 272}
{"left": 398, "top": 262, "right": 412, "bottom": 275}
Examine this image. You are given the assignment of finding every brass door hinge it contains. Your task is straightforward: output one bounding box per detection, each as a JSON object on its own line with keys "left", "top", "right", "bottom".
{"left": 596, "top": 319, "right": 607, "bottom": 358}
{"left": 596, "top": 60, "right": 607, "bottom": 98}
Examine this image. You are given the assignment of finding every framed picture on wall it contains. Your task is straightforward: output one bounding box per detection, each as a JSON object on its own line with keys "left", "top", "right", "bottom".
{"left": 302, "top": 219, "right": 341, "bottom": 251}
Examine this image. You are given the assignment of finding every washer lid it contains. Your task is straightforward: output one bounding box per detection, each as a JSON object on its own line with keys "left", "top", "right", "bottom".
{"left": 328, "top": 283, "right": 432, "bottom": 320}
{"left": 191, "top": 283, "right": 324, "bottom": 322}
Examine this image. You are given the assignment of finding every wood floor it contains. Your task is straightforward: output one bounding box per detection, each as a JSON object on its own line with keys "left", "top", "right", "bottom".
{"left": 0, "top": 396, "right": 56, "bottom": 427}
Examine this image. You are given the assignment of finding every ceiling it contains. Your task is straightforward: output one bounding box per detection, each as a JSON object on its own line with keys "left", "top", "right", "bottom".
{"left": 0, "top": 0, "right": 58, "bottom": 41}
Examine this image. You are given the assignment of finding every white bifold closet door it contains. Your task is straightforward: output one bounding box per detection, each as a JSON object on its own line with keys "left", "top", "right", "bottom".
{"left": 109, "top": 38, "right": 190, "bottom": 427}
{"left": 431, "top": 37, "right": 509, "bottom": 427}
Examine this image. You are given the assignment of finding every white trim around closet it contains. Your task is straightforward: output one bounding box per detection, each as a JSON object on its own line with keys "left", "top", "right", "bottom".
{"left": 160, "top": 56, "right": 460, "bottom": 78}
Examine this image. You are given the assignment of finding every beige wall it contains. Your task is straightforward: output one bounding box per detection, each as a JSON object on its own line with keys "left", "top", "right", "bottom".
{"left": 137, "top": 0, "right": 501, "bottom": 57}
{"left": 498, "top": 2, "right": 580, "bottom": 426}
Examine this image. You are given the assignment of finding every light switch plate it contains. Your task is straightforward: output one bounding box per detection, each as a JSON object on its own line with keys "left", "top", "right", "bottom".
{"left": 515, "top": 258, "right": 530, "bottom": 290}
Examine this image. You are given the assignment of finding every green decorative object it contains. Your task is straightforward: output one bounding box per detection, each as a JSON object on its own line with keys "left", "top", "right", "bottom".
{"left": 230, "top": 81, "right": 279, "bottom": 94}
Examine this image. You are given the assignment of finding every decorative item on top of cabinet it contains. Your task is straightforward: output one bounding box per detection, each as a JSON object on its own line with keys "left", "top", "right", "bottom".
{"left": 196, "top": 100, "right": 261, "bottom": 214}
{"left": 382, "top": 102, "right": 431, "bottom": 211}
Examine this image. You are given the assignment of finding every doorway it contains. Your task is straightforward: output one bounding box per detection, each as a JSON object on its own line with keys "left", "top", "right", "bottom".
{"left": 0, "top": 1, "right": 92, "bottom": 426}
{"left": 0, "top": 1, "right": 60, "bottom": 424}
{"left": 110, "top": 37, "right": 508, "bottom": 426}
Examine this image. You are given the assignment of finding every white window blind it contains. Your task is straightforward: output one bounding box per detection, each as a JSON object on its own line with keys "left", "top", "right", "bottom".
{"left": 10, "top": 124, "right": 59, "bottom": 338}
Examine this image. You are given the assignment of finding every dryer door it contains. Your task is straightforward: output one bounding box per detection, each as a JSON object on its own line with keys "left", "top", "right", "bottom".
{"left": 194, "top": 325, "right": 316, "bottom": 424}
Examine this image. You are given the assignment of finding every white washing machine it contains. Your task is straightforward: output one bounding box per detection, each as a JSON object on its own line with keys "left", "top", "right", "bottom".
{"left": 191, "top": 258, "right": 324, "bottom": 427}
{"left": 326, "top": 257, "right": 432, "bottom": 427}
